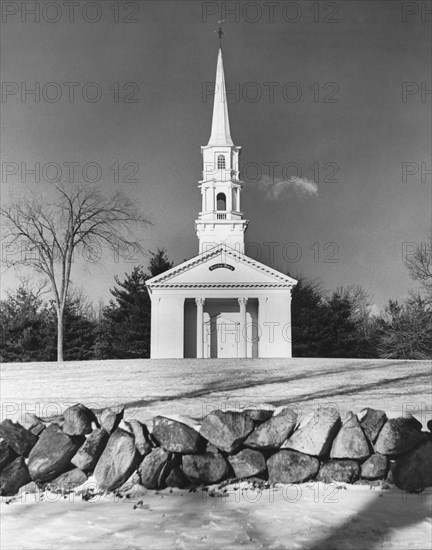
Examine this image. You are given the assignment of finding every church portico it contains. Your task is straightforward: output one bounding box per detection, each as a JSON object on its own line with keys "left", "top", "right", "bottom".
{"left": 146, "top": 42, "right": 297, "bottom": 359}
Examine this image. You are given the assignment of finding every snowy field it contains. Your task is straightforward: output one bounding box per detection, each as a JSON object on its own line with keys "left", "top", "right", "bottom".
{"left": 1, "top": 358, "right": 432, "bottom": 549}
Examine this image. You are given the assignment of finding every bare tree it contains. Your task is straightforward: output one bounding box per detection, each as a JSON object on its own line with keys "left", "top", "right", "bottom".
{"left": 1, "top": 184, "right": 149, "bottom": 361}
{"left": 405, "top": 234, "right": 432, "bottom": 295}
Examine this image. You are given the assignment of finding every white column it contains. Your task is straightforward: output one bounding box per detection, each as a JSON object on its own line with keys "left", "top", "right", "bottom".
{"left": 238, "top": 297, "right": 248, "bottom": 358}
{"left": 196, "top": 298, "right": 205, "bottom": 358}
{"left": 258, "top": 297, "right": 267, "bottom": 358}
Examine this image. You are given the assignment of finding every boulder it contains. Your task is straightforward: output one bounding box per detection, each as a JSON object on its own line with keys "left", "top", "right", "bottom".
{"left": 228, "top": 449, "right": 266, "bottom": 478}
{"left": 98, "top": 407, "right": 124, "bottom": 434}
{"left": 0, "top": 457, "right": 32, "bottom": 496}
{"left": 138, "top": 447, "right": 169, "bottom": 489}
{"left": 374, "top": 418, "right": 424, "bottom": 456}
{"left": 267, "top": 450, "right": 319, "bottom": 484}
{"left": 360, "top": 408, "right": 387, "bottom": 443}
{"left": 0, "top": 419, "right": 39, "bottom": 457}
{"left": 0, "top": 440, "right": 17, "bottom": 472}
{"left": 165, "top": 466, "right": 189, "bottom": 489}
{"left": 330, "top": 412, "right": 370, "bottom": 460}
{"left": 47, "top": 468, "right": 88, "bottom": 492}
{"left": 361, "top": 453, "right": 388, "bottom": 480}
{"left": 62, "top": 404, "right": 94, "bottom": 436}
{"left": 71, "top": 428, "right": 109, "bottom": 471}
{"left": 427, "top": 419, "right": 432, "bottom": 433}
{"left": 21, "top": 413, "right": 46, "bottom": 436}
{"left": 241, "top": 409, "right": 274, "bottom": 424}
{"left": 317, "top": 460, "right": 360, "bottom": 484}
{"left": 125, "top": 420, "right": 153, "bottom": 456}
{"left": 284, "top": 413, "right": 341, "bottom": 457}
{"left": 393, "top": 439, "right": 432, "bottom": 492}
{"left": 27, "top": 424, "right": 83, "bottom": 483}
{"left": 152, "top": 416, "right": 205, "bottom": 454}
{"left": 200, "top": 410, "right": 254, "bottom": 453}
{"left": 245, "top": 408, "right": 297, "bottom": 450}
{"left": 94, "top": 428, "right": 139, "bottom": 492}
{"left": 182, "top": 452, "right": 230, "bottom": 484}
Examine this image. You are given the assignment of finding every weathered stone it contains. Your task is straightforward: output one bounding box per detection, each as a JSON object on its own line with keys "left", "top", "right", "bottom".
{"left": 63, "top": 404, "right": 94, "bottom": 436}
{"left": 361, "top": 453, "right": 388, "bottom": 480}
{"left": 374, "top": 418, "right": 424, "bottom": 456}
{"left": 48, "top": 468, "right": 88, "bottom": 492}
{"left": 71, "top": 428, "right": 109, "bottom": 471}
{"left": 360, "top": 408, "right": 387, "bottom": 443}
{"left": 267, "top": 450, "right": 319, "bottom": 484}
{"left": 152, "top": 416, "right": 205, "bottom": 454}
{"left": 165, "top": 466, "right": 189, "bottom": 489}
{"left": 94, "top": 428, "right": 139, "bottom": 492}
{"left": 0, "top": 440, "right": 17, "bottom": 472}
{"left": 330, "top": 412, "right": 370, "bottom": 460}
{"left": 182, "top": 452, "right": 230, "bottom": 484}
{"left": 245, "top": 408, "right": 297, "bottom": 450}
{"left": 393, "top": 439, "right": 432, "bottom": 491}
{"left": 427, "top": 419, "right": 432, "bottom": 433}
{"left": 228, "top": 449, "right": 266, "bottom": 478}
{"left": 241, "top": 409, "right": 274, "bottom": 424}
{"left": 27, "top": 424, "right": 83, "bottom": 483}
{"left": 138, "top": 447, "right": 169, "bottom": 489}
{"left": 0, "top": 457, "right": 32, "bottom": 496}
{"left": 125, "top": 420, "right": 153, "bottom": 456}
{"left": 317, "top": 460, "right": 360, "bottom": 484}
{"left": 200, "top": 410, "right": 254, "bottom": 453}
{"left": 284, "top": 412, "right": 341, "bottom": 457}
{"left": 21, "top": 413, "right": 46, "bottom": 436}
{"left": 29, "top": 422, "right": 46, "bottom": 437}
{"left": 99, "top": 407, "right": 124, "bottom": 434}
{"left": 0, "top": 419, "right": 39, "bottom": 457}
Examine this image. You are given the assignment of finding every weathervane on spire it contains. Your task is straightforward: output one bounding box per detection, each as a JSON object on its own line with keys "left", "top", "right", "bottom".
{"left": 216, "top": 20, "right": 225, "bottom": 47}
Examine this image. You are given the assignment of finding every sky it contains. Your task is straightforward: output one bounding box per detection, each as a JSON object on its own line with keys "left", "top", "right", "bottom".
{"left": 1, "top": 0, "right": 431, "bottom": 310}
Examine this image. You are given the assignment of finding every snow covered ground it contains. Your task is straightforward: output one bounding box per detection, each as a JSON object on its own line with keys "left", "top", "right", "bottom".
{"left": 1, "top": 358, "right": 432, "bottom": 549}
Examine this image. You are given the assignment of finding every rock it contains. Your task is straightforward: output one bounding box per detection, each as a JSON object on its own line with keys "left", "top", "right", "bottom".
{"left": 27, "top": 424, "right": 83, "bottom": 483}
{"left": 182, "top": 452, "right": 230, "bottom": 485}
{"left": 200, "top": 410, "right": 254, "bottom": 453}
{"left": 360, "top": 408, "right": 387, "bottom": 443}
{"left": 393, "top": 439, "right": 432, "bottom": 491}
{"left": 330, "top": 412, "right": 370, "bottom": 460}
{"left": 152, "top": 416, "right": 205, "bottom": 454}
{"left": 29, "top": 422, "right": 46, "bottom": 437}
{"left": 318, "top": 460, "right": 360, "bottom": 484}
{"left": 427, "top": 419, "right": 432, "bottom": 433}
{"left": 374, "top": 418, "right": 424, "bottom": 456}
{"left": 284, "top": 412, "right": 341, "bottom": 457}
{"left": 241, "top": 409, "right": 274, "bottom": 424}
{"left": 99, "top": 407, "right": 124, "bottom": 434}
{"left": 0, "top": 419, "right": 39, "bottom": 457}
{"left": 71, "top": 428, "right": 109, "bottom": 471}
{"left": 361, "top": 453, "right": 388, "bottom": 480}
{"left": 244, "top": 408, "right": 297, "bottom": 450}
{"left": 0, "top": 440, "right": 17, "bottom": 472}
{"left": 165, "top": 466, "right": 189, "bottom": 488}
{"left": 47, "top": 468, "right": 88, "bottom": 492}
{"left": 138, "top": 448, "right": 169, "bottom": 489}
{"left": 267, "top": 450, "right": 319, "bottom": 484}
{"left": 228, "top": 449, "right": 266, "bottom": 478}
{"left": 63, "top": 404, "right": 94, "bottom": 436}
{"left": 94, "top": 428, "right": 139, "bottom": 492}
{"left": 0, "top": 457, "right": 32, "bottom": 496}
{"left": 21, "top": 413, "right": 46, "bottom": 436}
{"left": 125, "top": 420, "right": 153, "bottom": 456}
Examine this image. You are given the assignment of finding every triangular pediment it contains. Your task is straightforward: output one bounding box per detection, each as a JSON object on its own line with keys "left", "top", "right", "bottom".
{"left": 146, "top": 244, "right": 297, "bottom": 288}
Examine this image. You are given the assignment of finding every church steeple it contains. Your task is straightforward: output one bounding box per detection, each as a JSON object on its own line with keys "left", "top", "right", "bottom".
{"left": 195, "top": 45, "right": 249, "bottom": 255}
{"left": 207, "top": 48, "right": 234, "bottom": 147}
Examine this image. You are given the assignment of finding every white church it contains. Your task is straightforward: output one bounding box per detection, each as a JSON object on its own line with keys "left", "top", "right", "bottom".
{"left": 146, "top": 45, "right": 297, "bottom": 359}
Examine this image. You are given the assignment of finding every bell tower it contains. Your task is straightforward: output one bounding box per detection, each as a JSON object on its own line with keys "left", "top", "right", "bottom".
{"left": 195, "top": 47, "right": 249, "bottom": 254}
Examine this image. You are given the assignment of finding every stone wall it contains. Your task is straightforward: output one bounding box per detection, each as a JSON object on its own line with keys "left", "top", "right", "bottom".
{"left": 0, "top": 404, "right": 431, "bottom": 497}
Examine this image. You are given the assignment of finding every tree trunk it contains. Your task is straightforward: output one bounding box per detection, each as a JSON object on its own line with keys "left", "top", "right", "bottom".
{"left": 57, "top": 308, "right": 64, "bottom": 362}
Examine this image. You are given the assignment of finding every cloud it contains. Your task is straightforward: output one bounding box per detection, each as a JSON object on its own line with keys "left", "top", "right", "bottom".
{"left": 256, "top": 176, "right": 318, "bottom": 200}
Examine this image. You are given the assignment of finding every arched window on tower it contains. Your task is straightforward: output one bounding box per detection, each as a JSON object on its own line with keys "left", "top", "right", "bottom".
{"left": 216, "top": 193, "right": 226, "bottom": 211}
{"left": 217, "top": 155, "right": 226, "bottom": 169}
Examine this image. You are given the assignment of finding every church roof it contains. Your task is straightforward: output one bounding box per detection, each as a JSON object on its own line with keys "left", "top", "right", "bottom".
{"left": 146, "top": 244, "right": 298, "bottom": 290}
{"left": 206, "top": 48, "right": 234, "bottom": 147}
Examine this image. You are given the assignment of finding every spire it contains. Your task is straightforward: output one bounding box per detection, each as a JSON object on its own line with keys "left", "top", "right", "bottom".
{"left": 207, "top": 48, "right": 234, "bottom": 147}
